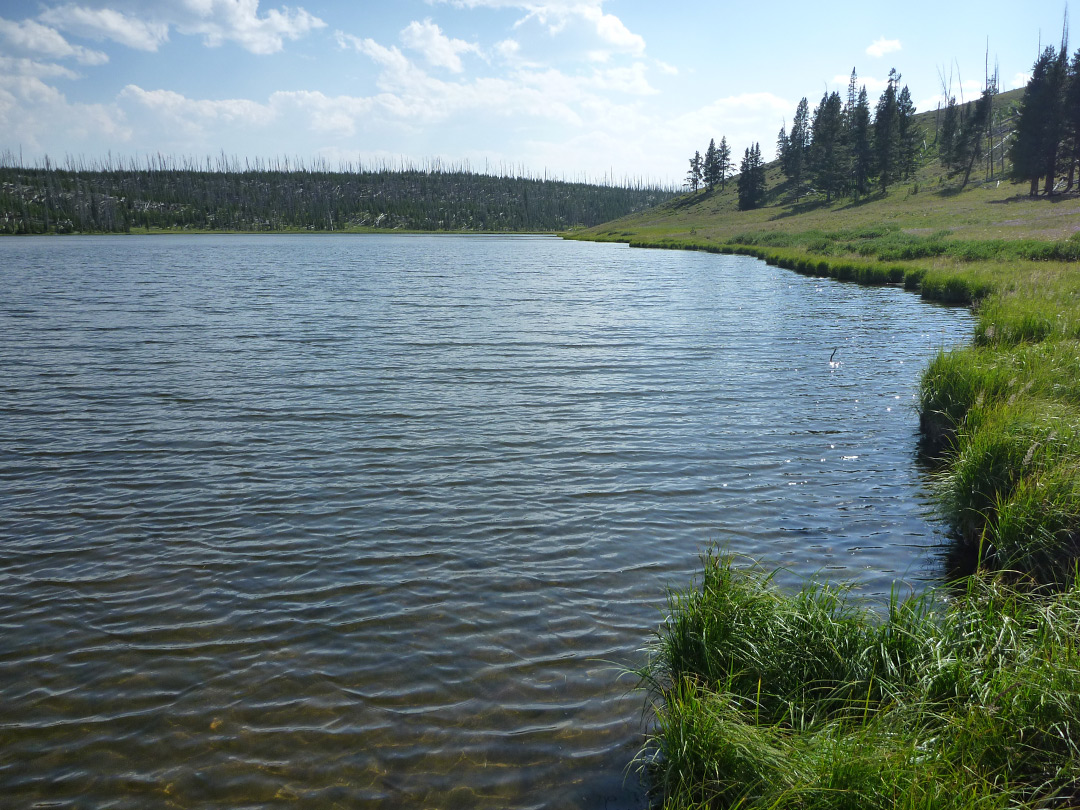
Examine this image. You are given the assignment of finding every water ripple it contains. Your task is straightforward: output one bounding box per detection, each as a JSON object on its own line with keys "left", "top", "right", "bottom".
{"left": 0, "top": 234, "right": 973, "bottom": 809}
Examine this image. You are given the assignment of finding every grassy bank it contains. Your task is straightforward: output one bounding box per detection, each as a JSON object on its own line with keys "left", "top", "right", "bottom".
{"left": 639, "top": 551, "right": 1080, "bottom": 809}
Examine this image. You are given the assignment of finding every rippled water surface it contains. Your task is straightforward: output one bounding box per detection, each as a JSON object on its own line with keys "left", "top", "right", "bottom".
{"left": 0, "top": 234, "right": 974, "bottom": 808}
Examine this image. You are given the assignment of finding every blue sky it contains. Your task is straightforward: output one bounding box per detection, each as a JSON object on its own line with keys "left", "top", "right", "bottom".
{"left": 0, "top": 1, "right": 1072, "bottom": 184}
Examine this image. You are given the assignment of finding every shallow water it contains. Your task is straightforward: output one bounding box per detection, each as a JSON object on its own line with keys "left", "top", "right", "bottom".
{"left": 0, "top": 234, "right": 973, "bottom": 808}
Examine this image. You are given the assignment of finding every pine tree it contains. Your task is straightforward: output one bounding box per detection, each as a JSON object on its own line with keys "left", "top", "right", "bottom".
{"left": 1010, "top": 46, "right": 1068, "bottom": 195}
{"left": 784, "top": 98, "right": 810, "bottom": 189}
{"left": 753, "top": 143, "right": 766, "bottom": 205}
{"left": 737, "top": 143, "right": 766, "bottom": 210}
{"left": 717, "top": 137, "right": 732, "bottom": 190}
{"left": 703, "top": 138, "right": 721, "bottom": 191}
{"left": 851, "top": 86, "right": 873, "bottom": 197}
{"left": 809, "top": 91, "right": 844, "bottom": 201}
{"left": 776, "top": 124, "right": 788, "bottom": 169}
{"left": 1064, "top": 47, "right": 1080, "bottom": 191}
{"left": 845, "top": 68, "right": 859, "bottom": 124}
{"left": 686, "top": 150, "right": 703, "bottom": 192}
{"left": 938, "top": 96, "right": 960, "bottom": 171}
{"left": 874, "top": 69, "right": 901, "bottom": 192}
{"left": 841, "top": 69, "right": 859, "bottom": 195}
{"left": 897, "top": 85, "right": 918, "bottom": 178}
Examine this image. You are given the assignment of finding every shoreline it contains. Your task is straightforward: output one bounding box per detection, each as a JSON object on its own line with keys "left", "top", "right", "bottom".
{"left": 0, "top": 227, "right": 569, "bottom": 237}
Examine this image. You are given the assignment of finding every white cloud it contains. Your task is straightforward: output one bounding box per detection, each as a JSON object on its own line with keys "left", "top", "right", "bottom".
{"left": 339, "top": 35, "right": 415, "bottom": 78}
{"left": 586, "top": 62, "right": 655, "bottom": 94}
{"left": 174, "top": 0, "right": 326, "bottom": 55}
{"left": 39, "top": 0, "right": 326, "bottom": 55}
{"left": 671, "top": 92, "right": 791, "bottom": 163}
{"left": 40, "top": 5, "right": 169, "bottom": 51}
{"left": 866, "top": 36, "right": 901, "bottom": 58}
{"left": 0, "top": 55, "right": 81, "bottom": 81}
{"left": 1011, "top": 71, "right": 1031, "bottom": 89}
{"left": 580, "top": 5, "right": 644, "bottom": 54}
{"left": 399, "top": 18, "right": 481, "bottom": 73}
{"left": 270, "top": 90, "right": 377, "bottom": 136}
{"left": 120, "top": 84, "right": 277, "bottom": 128}
{"left": 336, "top": 31, "right": 660, "bottom": 127}
{"left": 494, "top": 38, "right": 520, "bottom": 60}
{"left": 0, "top": 71, "right": 129, "bottom": 153}
{"left": 654, "top": 59, "right": 678, "bottom": 76}
{"left": 0, "top": 17, "right": 108, "bottom": 64}
{"left": 433, "top": 0, "right": 645, "bottom": 54}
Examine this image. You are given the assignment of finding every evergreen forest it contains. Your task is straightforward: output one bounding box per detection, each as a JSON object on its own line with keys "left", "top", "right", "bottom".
{"left": 0, "top": 156, "right": 676, "bottom": 235}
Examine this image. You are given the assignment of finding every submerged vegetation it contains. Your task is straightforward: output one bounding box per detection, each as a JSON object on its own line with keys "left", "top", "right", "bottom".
{"left": 582, "top": 38, "right": 1080, "bottom": 810}
{"left": 0, "top": 153, "right": 676, "bottom": 234}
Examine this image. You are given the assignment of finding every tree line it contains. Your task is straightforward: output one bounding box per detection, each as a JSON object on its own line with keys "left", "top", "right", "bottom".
{"left": 682, "top": 28, "right": 1080, "bottom": 211}
{"left": 0, "top": 156, "right": 677, "bottom": 235}
{"left": 682, "top": 67, "right": 918, "bottom": 211}
{"left": 776, "top": 67, "right": 918, "bottom": 203}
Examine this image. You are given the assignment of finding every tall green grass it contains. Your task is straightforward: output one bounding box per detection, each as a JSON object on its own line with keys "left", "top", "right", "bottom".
{"left": 641, "top": 551, "right": 1080, "bottom": 810}
{"left": 722, "top": 228, "right": 1080, "bottom": 264}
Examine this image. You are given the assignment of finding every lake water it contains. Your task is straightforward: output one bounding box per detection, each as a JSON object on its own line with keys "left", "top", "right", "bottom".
{"left": 0, "top": 234, "right": 973, "bottom": 809}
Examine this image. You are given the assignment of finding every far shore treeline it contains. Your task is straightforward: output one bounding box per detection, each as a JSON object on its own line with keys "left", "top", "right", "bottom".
{"left": 0, "top": 154, "right": 678, "bottom": 235}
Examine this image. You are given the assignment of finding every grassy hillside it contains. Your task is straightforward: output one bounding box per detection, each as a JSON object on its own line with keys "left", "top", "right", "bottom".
{"left": 586, "top": 91, "right": 1080, "bottom": 809}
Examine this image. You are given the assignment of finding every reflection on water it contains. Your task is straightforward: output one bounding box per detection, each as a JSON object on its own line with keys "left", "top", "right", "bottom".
{"left": 0, "top": 234, "right": 973, "bottom": 808}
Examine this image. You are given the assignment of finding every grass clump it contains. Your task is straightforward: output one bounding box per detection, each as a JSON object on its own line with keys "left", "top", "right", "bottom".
{"left": 640, "top": 550, "right": 1080, "bottom": 810}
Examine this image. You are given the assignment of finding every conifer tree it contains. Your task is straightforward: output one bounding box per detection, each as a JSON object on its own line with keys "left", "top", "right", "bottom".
{"left": 845, "top": 69, "right": 859, "bottom": 124}
{"left": 775, "top": 124, "right": 788, "bottom": 169}
{"left": 784, "top": 98, "right": 810, "bottom": 189}
{"left": 809, "top": 91, "right": 845, "bottom": 200}
{"left": 737, "top": 143, "right": 766, "bottom": 210}
{"left": 703, "top": 138, "right": 721, "bottom": 191}
{"left": 841, "top": 69, "right": 859, "bottom": 195}
{"left": 873, "top": 69, "right": 901, "bottom": 192}
{"left": 1064, "top": 47, "right": 1080, "bottom": 191}
{"left": 1010, "top": 46, "right": 1068, "bottom": 195}
{"left": 850, "top": 86, "right": 873, "bottom": 197}
{"left": 938, "top": 96, "right": 960, "bottom": 171}
{"left": 686, "top": 150, "right": 703, "bottom": 192}
{"left": 717, "top": 137, "right": 732, "bottom": 190}
{"left": 897, "top": 85, "right": 918, "bottom": 178}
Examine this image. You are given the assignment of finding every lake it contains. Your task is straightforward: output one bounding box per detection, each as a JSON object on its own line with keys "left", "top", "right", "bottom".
{"left": 0, "top": 234, "right": 973, "bottom": 809}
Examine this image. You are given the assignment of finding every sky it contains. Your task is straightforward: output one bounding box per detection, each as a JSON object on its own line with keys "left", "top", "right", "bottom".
{"left": 0, "top": 0, "right": 1073, "bottom": 185}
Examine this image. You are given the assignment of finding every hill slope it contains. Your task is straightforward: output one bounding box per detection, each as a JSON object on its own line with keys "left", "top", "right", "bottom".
{"left": 581, "top": 89, "right": 1079, "bottom": 247}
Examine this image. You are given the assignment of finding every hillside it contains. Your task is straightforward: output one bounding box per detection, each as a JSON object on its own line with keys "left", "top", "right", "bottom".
{"left": 0, "top": 163, "right": 676, "bottom": 235}
{"left": 580, "top": 89, "right": 1080, "bottom": 246}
